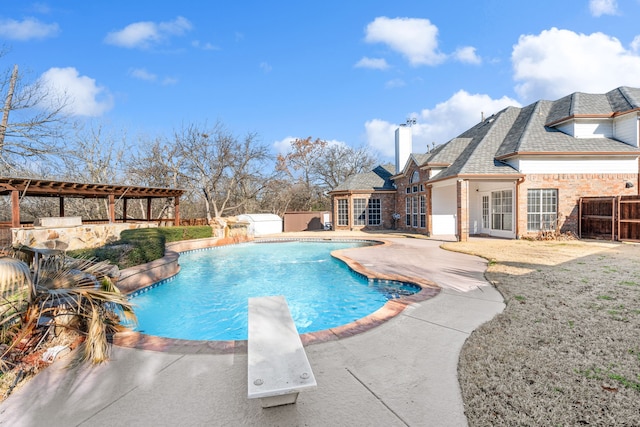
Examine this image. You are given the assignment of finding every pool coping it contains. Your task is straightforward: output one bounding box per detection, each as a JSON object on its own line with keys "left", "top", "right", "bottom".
{"left": 112, "top": 236, "right": 441, "bottom": 354}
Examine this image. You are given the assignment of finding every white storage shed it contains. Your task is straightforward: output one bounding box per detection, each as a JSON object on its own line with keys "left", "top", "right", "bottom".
{"left": 237, "top": 214, "right": 283, "bottom": 237}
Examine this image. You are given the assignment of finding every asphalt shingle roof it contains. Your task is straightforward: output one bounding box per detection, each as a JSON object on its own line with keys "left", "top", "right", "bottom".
{"left": 431, "top": 106, "right": 522, "bottom": 179}
{"left": 547, "top": 86, "right": 640, "bottom": 124}
{"left": 333, "top": 164, "right": 395, "bottom": 191}
{"left": 336, "top": 86, "right": 640, "bottom": 191}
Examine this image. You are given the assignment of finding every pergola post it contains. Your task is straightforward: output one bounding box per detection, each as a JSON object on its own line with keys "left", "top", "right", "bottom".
{"left": 11, "top": 189, "right": 20, "bottom": 228}
{"left": 174, "top": 196, "right": 180, "bottom": 226}
{"left": 0, "top": 178, "right": 183, "bottom": 229}
{"left": 123, "top": 198, "right": 128, "bottom": 222}
{"left": 146, "top": 197, "right": 152, "bottom": 222}
{"left": 108, "top": 194, "right": 115, "bottom": 223}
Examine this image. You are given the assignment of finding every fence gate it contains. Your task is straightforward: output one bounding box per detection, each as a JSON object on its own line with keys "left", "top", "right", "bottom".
{"left": 579, "top": 196, "right": 640, "bottom": 242}
{"left": 618, "top": 196, "right": 640, "bottom": 242}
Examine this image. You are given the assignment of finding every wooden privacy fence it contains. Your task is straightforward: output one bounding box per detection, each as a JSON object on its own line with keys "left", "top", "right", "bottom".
{"left": 579, "top": 196, "right": 640, "bottom": 242}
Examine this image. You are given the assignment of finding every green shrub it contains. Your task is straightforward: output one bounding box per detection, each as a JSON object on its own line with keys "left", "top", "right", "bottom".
{"left": 157, "top": 225, "right": 212, "bottom": 242}
{"left": 119, "top": 228, "right": 165, "bottom": 263}
{"left": 68, "top": 226, "right": 212, "bottom": 269}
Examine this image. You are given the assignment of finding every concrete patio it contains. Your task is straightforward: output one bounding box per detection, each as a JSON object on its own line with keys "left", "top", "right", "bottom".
{"left": 0, "top": 235, "right": 505, "bottom": 427}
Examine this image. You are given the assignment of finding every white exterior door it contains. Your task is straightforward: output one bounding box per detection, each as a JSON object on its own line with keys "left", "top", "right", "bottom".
{"left": 475, "top": 188, "right": 516, "bottom": 238}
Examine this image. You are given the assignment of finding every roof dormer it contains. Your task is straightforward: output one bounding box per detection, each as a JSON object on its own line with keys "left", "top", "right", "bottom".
{"left": 552, "top": 117, "right": 613, "bottom": 139}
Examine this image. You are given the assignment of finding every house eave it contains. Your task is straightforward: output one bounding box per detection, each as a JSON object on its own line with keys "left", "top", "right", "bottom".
{"left": 495, "top": 151, "right": 640, "bottom": 161}
{"left": 329, "top": 189, "right": 396, "bottom": 196}
{"left": 419, "top": 162, "right": 450, "bottom": 170}
{"left": 545, "top": 108, "right": 640, "bottom": 127}
{"left": 426, "top": 173, "right": 524, "bottom": 185}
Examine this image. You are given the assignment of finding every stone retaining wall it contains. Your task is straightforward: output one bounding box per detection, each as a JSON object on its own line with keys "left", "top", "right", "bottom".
{"left": 12, "top": 223, "right": 158, "bottom": 251}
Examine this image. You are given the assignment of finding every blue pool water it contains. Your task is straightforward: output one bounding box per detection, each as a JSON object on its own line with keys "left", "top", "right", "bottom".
{"left": 129, "top": 240, "right": 420, "bottom": 340}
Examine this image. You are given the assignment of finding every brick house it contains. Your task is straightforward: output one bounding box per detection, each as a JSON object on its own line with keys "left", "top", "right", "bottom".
{"left": 329, "top": 86, "right": 640, "bottom": 240}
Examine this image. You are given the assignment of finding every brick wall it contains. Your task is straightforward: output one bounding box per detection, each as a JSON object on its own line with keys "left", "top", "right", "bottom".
{"left": 517, "top": 173, "right": 639, "bottom": 237}
{"left": 332, "top": 192, "right": 396, "bottom": 231}
{"left": 393, "top": 163, "right": 429, "bottom": 235}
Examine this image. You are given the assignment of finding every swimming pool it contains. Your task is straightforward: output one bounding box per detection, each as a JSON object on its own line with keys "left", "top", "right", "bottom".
{"left": 129, "top": 240, "right": 420, "bottom": 341}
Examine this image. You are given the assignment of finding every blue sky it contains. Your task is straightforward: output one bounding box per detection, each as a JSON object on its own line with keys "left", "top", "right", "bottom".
{"left": 2, "top": 0, "right": 640, "bottom": 163}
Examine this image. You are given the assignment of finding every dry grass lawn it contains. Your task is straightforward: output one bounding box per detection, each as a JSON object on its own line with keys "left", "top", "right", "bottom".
{"left": 443, "top": 238, "right": 640, "bottom": 426}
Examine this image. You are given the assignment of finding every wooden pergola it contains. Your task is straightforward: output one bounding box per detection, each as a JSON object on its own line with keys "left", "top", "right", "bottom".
{"left": 0, "top": 177, "right": 184, "bottom": 228}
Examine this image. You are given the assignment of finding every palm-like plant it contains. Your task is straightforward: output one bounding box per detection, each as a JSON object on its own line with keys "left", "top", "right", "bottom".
{"left": 1, "top": 247, "right": 136, "bottom": 369}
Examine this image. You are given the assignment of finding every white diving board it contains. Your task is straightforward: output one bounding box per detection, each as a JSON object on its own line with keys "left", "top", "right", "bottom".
{"left": 247, "top": 295, "right": 317, "bottom": 408}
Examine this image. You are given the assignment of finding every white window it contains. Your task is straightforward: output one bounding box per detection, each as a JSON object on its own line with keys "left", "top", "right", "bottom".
{"left": 412, "top": 196, "right": 419, "bottom": 227}
{"left": 367, "top": 198, "right": 381, "bottom": 226}
{"left": 482, "top": 195, "right": 490, "bottom": 229}
{"left": 527, "top": 189, "right": 558, "bottom": 231}
{"left": 405, "top": 198, "right": 411, "bottom": 226}
{"left": 353, "top": 198, "right": 366, "bottom": 226}
{"left": 337, "top": 199, "right": 348, "bottom": 226}
{"left": 491, "top": 190, "right": 513, "bottom": 231}
{"left": 420, "top": 195, "right": 426, "bottom": 228}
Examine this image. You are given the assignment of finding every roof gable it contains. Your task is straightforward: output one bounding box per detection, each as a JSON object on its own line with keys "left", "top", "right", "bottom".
{"left": 332, "top": 164, "right": 395, "bottom": 192}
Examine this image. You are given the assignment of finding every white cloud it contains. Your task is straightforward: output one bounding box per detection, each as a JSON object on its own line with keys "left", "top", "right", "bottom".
{"left": 365, "top": 90, "right": 520, "bottom": 159}
{"left": 158, "top": 16, "right": 192, "bottom": 35}
{"left": 161, "top": 77, "right": 178, "bottom": 85}
{"left": 130, "top": 68, "right": 157, "bottom": 82}
{"left": 273, "top": 136, "right": 296, "bottom": 155}
{"left": 354, "top": 57, "right": 390, "bottom": 70}
{"left": 453, "top": 46, "right": 481, "bottom": 64}
{"left": 39, "top": 67, "right": 113, "bottom": 117}
{"left": 30, "top": 3, "right": 52, "bottom": 14}
{"left": 129, "top": 68, "right": 177, "bottom": 85}
{"left": 512, "top": 28, "right": 640, "bottom": 101}
{"left": 364, "top": 17, "right": 446, "bottom": 66}
{"left": 385, "top": 78, "right": 406, "bottom": 89}
{"left": 104, "top": 16, "right": 192, "bottom": 49}
{"left": 364, "top": 119, "right": 398, "bottom": 158}
{"left": 631, "top": 35, "right": 640, "bottom": 53}
{"left": 0, "top": 17, "right": 59, "bottom": 40}
{"left": 191, "top": 40, "right": 219, "bottom": 50}
{"left": 589, "top": 0, "right": 618, "bottom": 17}
{"left": 260, "top": 62, "right": 272, "bottom": 73}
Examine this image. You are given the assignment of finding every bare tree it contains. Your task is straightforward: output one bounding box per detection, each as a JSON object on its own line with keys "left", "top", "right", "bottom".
{"left": 127, "top": 137, "right": 183, "bottom": 189}
{"left": 313, "top": 143, "right": 378, "bottom": 189}
{"left": 50, "top": 123, "right": 130, "bottom": 220}
{"left": 0, "top": 62, "right": 69, "bottom": 175}
{"left": 277, "top": 137, "right": 379, "bottom": 211}
{"left": 175, "top": 122, "right": 271, "bottom": 221}
{"left": 60, "top": 122, "right": 129, "bottom": 184}
{"left": 126, "top": 136, "right": 189, "bottom": 220}
{"left": 276, "top": 137, "right": 327, "bottom": 210}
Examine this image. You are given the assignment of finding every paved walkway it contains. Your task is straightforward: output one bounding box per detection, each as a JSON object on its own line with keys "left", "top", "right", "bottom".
{"left": 0, "top": 236, "right": 504, "bottom": 427}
